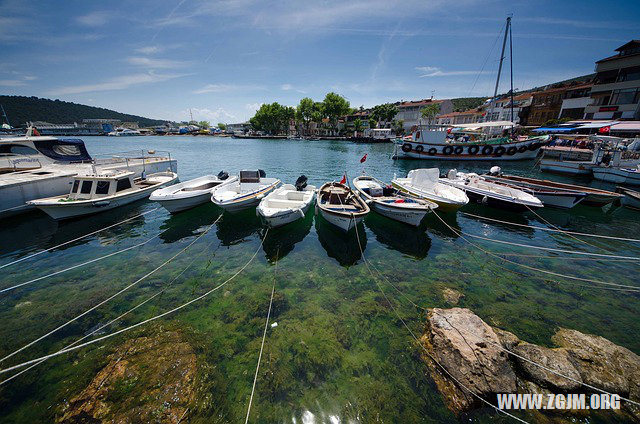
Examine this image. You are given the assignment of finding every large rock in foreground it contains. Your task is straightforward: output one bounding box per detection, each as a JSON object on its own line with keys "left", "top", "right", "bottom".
{"left": 420, "top": 308, "right": 516, "bottom": 414}
{"left": 58, "top": 330, "right": 197, "bottom": 423}
{"left": 512, "top": 342, "right": 582, "bottom": 391}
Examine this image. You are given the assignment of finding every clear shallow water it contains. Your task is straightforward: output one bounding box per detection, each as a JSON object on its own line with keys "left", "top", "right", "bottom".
{"left": 0, "top": 136, "right": 638, "bottom": 423}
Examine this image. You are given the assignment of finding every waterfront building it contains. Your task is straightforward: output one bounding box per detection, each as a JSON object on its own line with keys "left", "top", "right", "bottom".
{"left": 226, "top": 122, "right": 251, "bottom": 134}
{"left": 558, "top": 85, "right": 594, "bottom": 120}
{"left": 435, "top": 108, "right": 483, "bottom": 126}
{"left": 393, "top": 98, "right": 453, "bottom": 131}
{"left": 583, "top": 40, "right": 640, "bottom": 120}
{"left": 528, "top": 78, "right": 594, "bottom": 126}
{"left": 477, "top": 93, "right": 534, "bottom": 125}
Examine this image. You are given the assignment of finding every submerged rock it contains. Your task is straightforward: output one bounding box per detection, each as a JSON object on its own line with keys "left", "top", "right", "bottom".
{"left": 57, "top": 330, "right": 197, "bottom": 423}
{"left": 512, "top": 343, "right": 582, "bottom": 391}
{"left": 420, "top": 308, "right": 516, "bottom": 414}
{"left": 441, "top": 288, "right": 464, "bottom": 305}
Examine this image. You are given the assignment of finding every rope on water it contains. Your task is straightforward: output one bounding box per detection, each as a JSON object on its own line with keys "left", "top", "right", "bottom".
{"left": 0, "top": 227, "right": 268, "bottom": 376}
{"left": 524, "top": 205, "right": 606, "bottom": 251}
{"left": 433, "top": 211, "right": 640, "bottom": 292}
{"left": 0, "top": 237, "right": 219, "bottom": 386}
{"left": 459, "top": 232, "right": 640, "bottom": 261}
{"left": 462, "top": 212, "right": 640, "bottom": 244}
{"left": 245, "top": 251, "right": 278, "bottom": 424}
{"left": 352, "top": 223, "right": 530, "bottom": 424}
{"left": 0, "top": 214, "right": 223, "bottom": 364}
{"left": 0, "top": 208, "right": 161, "bottom": 270}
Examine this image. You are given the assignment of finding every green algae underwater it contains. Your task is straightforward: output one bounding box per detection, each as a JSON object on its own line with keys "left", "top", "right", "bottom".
{"left": 0, "top": 136, "right": 639, "bottom": 423}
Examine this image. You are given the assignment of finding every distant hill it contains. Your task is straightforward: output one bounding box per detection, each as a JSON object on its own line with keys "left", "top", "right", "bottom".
{"left": 0, "top": 95, "right": 167, "bottom": 128}
{"left": 450, "top": 97, "right": 489, "bottom": 112}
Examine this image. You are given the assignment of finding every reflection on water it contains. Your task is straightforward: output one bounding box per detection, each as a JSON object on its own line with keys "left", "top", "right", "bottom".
{"left": 365, "top": 212, "right": 431, "bottom": 259}
{"left": 315, "top": 213, "right": 366, "bottom": 267}
{"left": 215, "top": 208, "right": 262, "bottom": 246}
{"left": 261, "top": 212, "right": 313, "bottom": 262}
{"left": 158, "top": 203, "right": 221, "bottom": 244}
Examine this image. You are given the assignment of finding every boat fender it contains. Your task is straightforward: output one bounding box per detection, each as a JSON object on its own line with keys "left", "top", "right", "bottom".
{"left": 506, "top": 146, "right": 517, "bottom": 156}
{"left": 415, "top": 131, "right": 421, "bottom": 140}
{"left": 481, "top": 145, "right": 493, "bottom": 155}
{"left": 415, "top": 145, "right": 424, "bottom": 153}
{"left": 489, "top": 166, "right": 501, "bottom": 175}
{"left": 494, "top": 146, "right": 506, "bottom": 156}
{"left": 217, "top": 170, "right": 229, "bottom": 180}
{"left": 453, "top": 146, "right": 463, "bottom": 155}
{"left": 298, "top": 209, "right": 305, "bottom": 219}
{"left": 258, "top": 169, "right": 267, "bottom": 178}
{"left": 468, "top": 145, "right": 479, "bottom": 155}
{"left": 257, "top": 194, "right": 265, "bottom": 200}
{"left": 401, "top": 143, "right": 412, "bottom": 152}
{"left": 528, "top": 142, "right": 539, "bottom": 151}
{"left": 481, "top": 195, "right": 488, "bottom": 205}
{"left": 518, "top": 145, "right": 528, "bottom": 153}
{"left": 443, "top": 145, "right": 454, "bottom": 155}
{"left": 427, "top": 147, "right": 438, "bottom": 155}
{"left": 92, "top": 200, "right": 111, "bottom": 207}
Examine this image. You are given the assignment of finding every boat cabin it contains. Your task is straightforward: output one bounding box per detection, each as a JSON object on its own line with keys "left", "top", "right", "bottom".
{"left": 68, "top": 171, "right": 138, "bottom": 200}
{"left": 239, "top": 169, "right": 266, "bottom": 183}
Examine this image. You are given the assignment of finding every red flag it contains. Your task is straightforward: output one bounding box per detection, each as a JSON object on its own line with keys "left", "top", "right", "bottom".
{"left": 32, "top": 127, "right": 40, "bottom": 136}
{"left": 339, "top": 174, "right": 346, "bottom": 184}
{"left": 598, "top": 125, "right": 610, "bottom": 134}
{"left": 360, "top": 153, "right": 367, "bottom": 163}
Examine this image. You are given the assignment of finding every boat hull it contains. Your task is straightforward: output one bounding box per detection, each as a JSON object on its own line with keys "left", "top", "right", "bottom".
{"left": 618, "top": 188, "right": 640, "bottom": 210}
{"left": 155, "top": 191, "right": 212, "bottom": 213}
{"left": 391, "top": 182, "right": 466, "bottom": 212}
{"left": 260, "top": 201, "right": 312, "bottom": 228}
{"left": 212, "top": 182, "right": 280, "bottom": 212}
{"left": 463, "top": 190, "right": 535, "bottom": 212}
{"left": 319, "top": 208, "right": 363, "bottom": 232}
{"left": 370, "top": 201, "right": 428, "bottom": 226}
{"left": 394, "top": 138, "right": 546, "bottom": 161}
{"left": 592, "top": 168, "right": 640, "bottom": 186}
{"left": 539, "top": 160, "right": 594, "bottom": 175}
{"left": 531, "top": 192, "right": 585, "bottom": 209}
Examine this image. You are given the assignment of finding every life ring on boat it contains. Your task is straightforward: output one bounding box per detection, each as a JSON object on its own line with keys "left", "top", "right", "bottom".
{"left": 468, "top": 145, "right": 479, "bottom": 155}
{"left": 494, "top": 146, "right": 506, "bottom": 156}
{"left": 427, "top": 147, "right": 438, "bottom": 155}
{"left": 528, "top": 142, "right": 540, "bottom": 151}
{"left": 415, "top": 145, "right": 424, "bottom": 154}
{"left": 401, "top": 143, "right": 412, "bottom": 152}
{"left": 415, "top": 131, "right": 421, "bottom": 140}
{"left": 453, "top": 146, "right": 464, "bottom": 155}
{"left": 518, "top": 145, "right": 528, "bottom": 153}
{"left": 481, "top": 145, "right": 493, "bottom": 155}
{"left": 443, "top": 145, "right": 454, "bottom": 155}
{"left": 506, "top": 146, "right": 518, "bottom": 156}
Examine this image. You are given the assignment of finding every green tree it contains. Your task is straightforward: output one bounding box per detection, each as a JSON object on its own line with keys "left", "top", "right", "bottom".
{"left": 354, "top": 118, "right": 363, "bottom": 134}
{"left": 296, "top": 97, "right": 315, "bottom": 135}
{"left": 322, "top": 92, "right": 350, "bottom": 131}
{"left": 393, "top": 119, "right": 405, "bottom": 136}
{"left": 250, "top": 103, "right": 295, "bottom": 135}
{"left": 421, "top": 103, "right": 441, "bottom": 125}
{"left": 368, "top": 118, "right": 378, "bottom": 130}
{"left": 198, "top": 121, "right": 210, "bottom": 129}
{"left": 217, "top": 122, "right": 227, "bottom": 130}
{"left": 371, "top": 103, "right": 398, "bottom": 127}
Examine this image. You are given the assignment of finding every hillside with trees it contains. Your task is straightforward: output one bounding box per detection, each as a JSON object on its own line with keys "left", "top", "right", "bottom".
{"left": 0, "top": 95, "right": 167, "bottom": 127}
{"left": 450, "top": 97, "right": 489, "bottom": 112}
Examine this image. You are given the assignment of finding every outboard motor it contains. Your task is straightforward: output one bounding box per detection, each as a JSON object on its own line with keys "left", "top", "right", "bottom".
{"left": 258, "top": 169, "right": 266, "bottom": 178}
{"left": 489, "top": 166, "right": 501, "bottom": 176}
{"left": 295, "top": 175, "right": 308, "bottom": 191}
{"left": 217, "top": 170, "right": 229, "bottom": 180}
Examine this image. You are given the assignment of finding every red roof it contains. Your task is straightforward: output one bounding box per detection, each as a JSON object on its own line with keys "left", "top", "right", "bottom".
{"left": 395, "top": 99, "right": 446, "bottom": 108}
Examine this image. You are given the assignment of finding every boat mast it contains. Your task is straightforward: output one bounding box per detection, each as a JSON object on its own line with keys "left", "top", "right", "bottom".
{"left": 0, "top": 104, "right": 10, "bottom": 127}
{"left": 509, "top": 16, "right": 514, "bottom": 134}
{"left": 487, "top": 16, "right": 511, "bottom": 133}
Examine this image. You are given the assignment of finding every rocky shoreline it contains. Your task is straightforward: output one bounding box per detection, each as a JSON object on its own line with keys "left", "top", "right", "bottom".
{"left": 420, "top": 307, "right": 640, "bottom": 421}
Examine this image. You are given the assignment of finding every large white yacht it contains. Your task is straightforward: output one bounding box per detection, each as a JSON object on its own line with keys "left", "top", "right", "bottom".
{"left": 0, "top": 128, "right": 177, "bottom": 217}
{"left": 107, "top": 128, "right": 142, "bottom": 136}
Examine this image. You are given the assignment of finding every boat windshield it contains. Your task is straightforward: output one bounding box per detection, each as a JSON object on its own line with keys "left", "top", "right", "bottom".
{"left": 32, "top": 138, "right": 92, "bottom": 162}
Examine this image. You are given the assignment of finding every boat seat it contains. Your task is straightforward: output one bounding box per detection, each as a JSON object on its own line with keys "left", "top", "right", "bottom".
{"left": 183, "top": 182, "right": 218, "bottom": 191}
{"left": 240, "top": 170, "right": 260, "bottom": 183}
{"left": 265, "top": 199, "right": 302, "bottom": 209}
{"left": 285, "top": 192, "right": 307, "bottom": 201}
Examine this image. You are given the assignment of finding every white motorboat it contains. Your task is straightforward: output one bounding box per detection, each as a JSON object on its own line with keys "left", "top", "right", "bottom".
{"left": 592, "top": 165, "right": 640, "bottom": 186}
{"left": 391, "top": 168, "right": 468, "bottom": 212}
{"left": 150, "top": 171, "right": 236, "bottom": 213}
{"left": 483, "top": 167, "right": 586, "bottom": 209}
{"left": 107, "top": 128, "right": 142, "bottom": 136}
{"left": 616, "top": 187, "right": 640, "bottom": 210}
{"left": 257, "top": 175, "right": 316, "bottom": 227}
{"left": 0, "top": 130, "right": 177, "bottom": 217}
{"left": 442, "top": 170, "right": 543, "bottom": 212}
{"left": 211, "top": 170, "right": 280, "bottom": 212}
{"left": 28, "top": 170, "right": 177, "bottom": 220}
{"left": 353, "top": 175, "right": 437, "bottom": 226}
{"left": 316, "top": 182, "right": 370, "bottom": 232}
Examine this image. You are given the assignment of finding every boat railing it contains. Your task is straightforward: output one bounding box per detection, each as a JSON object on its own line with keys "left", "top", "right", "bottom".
{"left": 0, "top": 153, "right": 43, "bottom": 171}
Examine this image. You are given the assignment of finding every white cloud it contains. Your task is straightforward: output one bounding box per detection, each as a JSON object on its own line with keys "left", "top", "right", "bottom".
{"left": 193, "top": 84, "right": 235, "bottom": 94}
{"left": 23, "top": 75, "right": 37, "bottom": 81}
{"left": 245, "top": 103, "right": 262, "bottom": 112}
{"left": 47, "top": 72, "right": 189, "bottom": 95}
{"left": 135, "top": 46, "right": 162, "bottom": 55}
{"left": 415, "top": 66, "right": 486, "bottom": 77}
{"left": 181, "top": 107, "right": 236, "bottom": 123}
{"left": 0, "top": 79, "right": 26, "bottom": 87}
{"left": 76, "top": 11, "right": 111, "bottom": 27}
{"left": 126, "top": 56, "right": 190, "bottom": 69}
{"left": 281, "top": 84, "right": 292, "bottom": 90}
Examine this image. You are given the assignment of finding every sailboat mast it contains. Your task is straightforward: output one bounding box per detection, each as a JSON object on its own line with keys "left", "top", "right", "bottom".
{"left": 487, "top": 16, "right": 511, "bottom": 126}
{"left": 509, "top": 17, "right": 514, "bottom": 133}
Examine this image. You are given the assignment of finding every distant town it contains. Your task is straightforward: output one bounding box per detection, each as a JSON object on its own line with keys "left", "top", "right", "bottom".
{"left": 2, "top": 39, "right": 639, "bottom": 139}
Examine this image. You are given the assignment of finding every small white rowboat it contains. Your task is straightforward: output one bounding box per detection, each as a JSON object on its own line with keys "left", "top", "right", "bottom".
{"left": 150, "top": 172, "right": 236, "bottom": 213}
{"left": 316, "top": 181, "right": 370, "bottom": 232}
{"left": 211, "top": 170, "right": 280, "bottom": 212}
{"left": 257, "top": 175, "right": 316, "bottom": 227}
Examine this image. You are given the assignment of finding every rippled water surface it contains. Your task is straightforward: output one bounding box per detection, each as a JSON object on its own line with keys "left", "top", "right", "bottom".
{"left": 0, "top": 136, "right": 638, "bottom": 423}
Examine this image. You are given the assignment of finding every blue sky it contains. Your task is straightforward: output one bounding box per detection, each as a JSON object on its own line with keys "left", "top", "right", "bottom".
{"left": 1, "top": 0, "right": 638, "bottom": 123}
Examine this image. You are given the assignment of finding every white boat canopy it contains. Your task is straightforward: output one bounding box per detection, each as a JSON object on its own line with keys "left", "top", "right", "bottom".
{"left": 451, "top": 120, "right": 516, "bottom": 129}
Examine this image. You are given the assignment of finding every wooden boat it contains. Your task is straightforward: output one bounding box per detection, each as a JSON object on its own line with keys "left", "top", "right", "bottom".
{"left": 211, "top": 170, "right": 280, "bottom": 212}
{"left": 353, "top": 175, "right": 437, "bottom": 226}
{"left": 477, "top": 172, "right": 621, "bottom": 207}
{"left": 442, "top": 170, "right": 543, "bottom": 212}
{"left": 483, "top": 168, "right": 585, "bottom": 209}
{"left": 316, "top": 182, "right": 370, "bottom": 232}
{"left": 391, "top": 168, "right": 468, "bottom": 212}
{"left": 616, "top": 187, "right": 640, "bottom": 210}
{"left": 150, "top": 171, "right": 236, "bottom": 213}
{"left": 257, "top": 175, "right": 316, "bottom": 227}
{"left": 29, "top": 170, "right": 177, "bottom": 220}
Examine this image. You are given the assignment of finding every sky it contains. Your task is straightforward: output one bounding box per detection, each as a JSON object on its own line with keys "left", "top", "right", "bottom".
{"left": 1, "top": 0, "right": 639, "bottom": 124}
